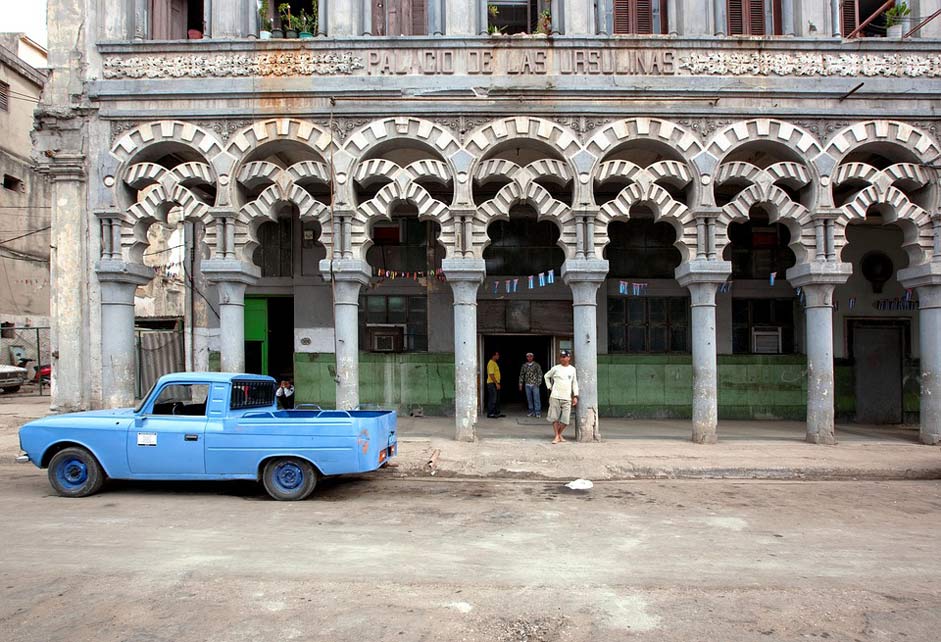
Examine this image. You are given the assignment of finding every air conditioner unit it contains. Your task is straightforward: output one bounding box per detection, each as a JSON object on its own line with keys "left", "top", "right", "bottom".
{"left": 369, "top": 327, "right": 403, "bottom": 352}
{"left": 752, "top": 326, "right": 782, "bottom": 354}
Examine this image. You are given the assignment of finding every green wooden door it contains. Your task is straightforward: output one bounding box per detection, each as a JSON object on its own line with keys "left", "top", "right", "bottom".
{"left": 244, "top": 298, "right": 268, "bottom": 375}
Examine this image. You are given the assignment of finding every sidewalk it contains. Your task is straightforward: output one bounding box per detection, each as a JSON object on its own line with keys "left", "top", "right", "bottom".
{"left": 1, "top": 397, "right": 939, "bottom": 481}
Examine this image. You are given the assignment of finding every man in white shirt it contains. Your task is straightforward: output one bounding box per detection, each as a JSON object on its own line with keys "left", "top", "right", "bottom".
{"left": 276, "top": 380, "right": 295, "bottom": 409}
{"left": 544, "top": 350, "right": 578, "bottom": 444}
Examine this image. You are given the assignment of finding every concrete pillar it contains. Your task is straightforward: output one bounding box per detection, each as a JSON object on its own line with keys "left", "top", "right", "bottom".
{"left": 562, "top": 259, "right": 608, "bottom": 442}
{"left": 202, "top": 259, "right": 259, "bottom": 374}
{"left": 676, "top": 260, "right": 732, "bottom": 444}
{"left": 328, "top": 261, "right": 371, "bottom": 409}
{"left": 788, "top": 262, "right": 852, "bottom": 445}
{"left": 46, "top": 155, "right": 89, "bottom": 412}
{"left": 802, "top": 284, "right": 838, "bottom": 444}
{"left": 565, "top": 0, "right": 595, "bottom": 35}
{"left": 899, "top": 264, "right": 941, "bottom": 445}
{"left": 97, "top": 261, "right": 153, "bottom": 407}
{"left": 443, "top": 258, "right": 485, "bottom": 442}
{"left": 446, "top": 0, "right": 476, "bottom": 35}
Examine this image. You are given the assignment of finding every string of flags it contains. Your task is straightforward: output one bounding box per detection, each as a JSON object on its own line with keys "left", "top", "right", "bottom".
{"left": 493, "top": 269, "right": 556, "bottom": 294}
{"left": 618, "top": 281, "right": 649, "bottom": 296}
{"left": 373, "top": 268, "right": 447, "bottom": 282}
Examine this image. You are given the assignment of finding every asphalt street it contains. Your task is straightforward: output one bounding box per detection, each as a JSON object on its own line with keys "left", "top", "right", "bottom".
{"left": 1, "top": 466, "right": 940, "bottom": 642}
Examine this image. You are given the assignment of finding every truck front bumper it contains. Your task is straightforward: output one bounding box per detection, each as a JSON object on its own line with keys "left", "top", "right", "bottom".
{"left": 15, "top": 454, "right": 30, "bottom": 464}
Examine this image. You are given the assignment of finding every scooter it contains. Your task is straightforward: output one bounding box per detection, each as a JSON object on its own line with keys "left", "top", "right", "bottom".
{"left": 16, "top": 358, "right": 51, "bottom": 386}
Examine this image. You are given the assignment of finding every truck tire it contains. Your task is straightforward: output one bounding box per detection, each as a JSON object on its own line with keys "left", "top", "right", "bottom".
{"left": 48, "top": 447, "right": 105, "bottom": 498}
{"left": 262, "top": 457, "right": 317, "bottom": 501}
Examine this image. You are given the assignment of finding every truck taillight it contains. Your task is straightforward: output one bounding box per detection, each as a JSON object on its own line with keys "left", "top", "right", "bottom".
{"left": 378, "top": 449, "right": 387, "bottom": 463}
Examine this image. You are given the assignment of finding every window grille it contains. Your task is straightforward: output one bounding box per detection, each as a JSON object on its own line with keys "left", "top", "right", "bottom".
{"left": 231, "top": 379, "right": 276, "bottom": 409}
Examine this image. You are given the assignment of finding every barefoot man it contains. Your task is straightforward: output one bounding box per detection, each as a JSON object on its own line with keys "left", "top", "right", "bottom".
{"left": 544, "top": 350, "right": 578, "bottom": 443}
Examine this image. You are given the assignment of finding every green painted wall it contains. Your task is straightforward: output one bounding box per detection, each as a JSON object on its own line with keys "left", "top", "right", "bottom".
{"left": 292, "top": 352, "right": 920, "bottom": 421}
{"left": 294, "top": 352, "right": 455, "bottom": 414}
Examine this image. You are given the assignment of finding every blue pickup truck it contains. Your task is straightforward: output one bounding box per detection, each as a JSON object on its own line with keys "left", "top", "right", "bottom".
{"left": 17, "top": 372, "right": 397, "bottom": 501}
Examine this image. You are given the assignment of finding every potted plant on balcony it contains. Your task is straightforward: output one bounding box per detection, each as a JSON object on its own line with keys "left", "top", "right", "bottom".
{"left": 487, "top": 4, "right": 504, "bottom": 36}
{"left": 279, "top": 3, "right": 296, "bottom": 38}
{"left": 298, "top": 8, "right": 315, "bottom": 38}
{"left": 536, "top": 8, "right": 552, "bottom": 35}
{"left": 885, "top": 2, "right": 912, "bottom": 38}
{"left": 258, "top": 0, "right": 273, "bottom": 39}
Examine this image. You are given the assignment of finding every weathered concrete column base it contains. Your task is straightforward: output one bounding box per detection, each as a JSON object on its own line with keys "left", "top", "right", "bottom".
{"left": 676, "top": 260, "right": 732, "bottom": 445}
{"left": 202, "top": 260, "right": 260, "bottom": 374}
{"left": 96, "top": 260, "right": 154, "bottom": 408}
{"left": 562, "top": 259, "right": 609, "bottom": 443}
{"left": 443, "top": 258, "right": 486, "bottom": 442}
{"left": 899, "top": 263, "right": 941, "bottom": 445}
{"left": 320, "top": 258, "right": 371, "bottom": 410}
{"left": 788, "top": 262, "right": 852, "bottom": 446}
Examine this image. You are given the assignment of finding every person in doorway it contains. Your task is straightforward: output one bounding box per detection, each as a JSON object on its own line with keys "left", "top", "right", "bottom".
{"left": 486, "top": 351, "right": 505, "bottom": 418}
{"left": 544, "top": 350, "right": 578, "bottom": 443}
{"left": 518, "top": 352, "right": 544, "bottom": 418}
{"left": 276, "top": 380, "right": 295, "bottom": 410}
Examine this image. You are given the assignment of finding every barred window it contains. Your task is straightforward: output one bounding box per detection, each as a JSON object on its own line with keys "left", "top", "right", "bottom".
{"left": 732, "top": 298, "right": 795, "bottom": 354}
{"left": 231, "top": 380, "right": 276, "bottom": 409}
{"left": 608, "top": 297, "right": 689, "bottom": 353}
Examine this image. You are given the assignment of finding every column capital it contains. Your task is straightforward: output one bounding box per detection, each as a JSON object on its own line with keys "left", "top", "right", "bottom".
{"left": 319, "top": 258, "right": 371, "bottom": 284}
{"left": 208, "top": 207, "right": 238, "bottom": 219}
{"left": 810, "top": 208, "right": 843, "bottom": 221}
{"left": 442, "top": 258, "right": 486, "bottom": 283}
{"left": 561, "top": 258, "right": 609, "bottom": 285}
{"left": 94, "top": 208, "right": 122, "bottom": 220}
{"left": 692, "top": 208, "right": 723, "bottom": 220}
{"left": 447, "top": 208, "right": 478, "bottom": 219}
{"left": 201, "top": 259, "right": 260, "bottom": 285}
{"left": 786, "top": 261, "right": 853, "bottom": 288}
{"left": 898, "top": 262, "right": 941, "bottom": 293}
{"left": 674, "top": 259, "right": 732, "bottom": 287}
{"left": 95, "top": 259, "right": 154, "bottom": 286}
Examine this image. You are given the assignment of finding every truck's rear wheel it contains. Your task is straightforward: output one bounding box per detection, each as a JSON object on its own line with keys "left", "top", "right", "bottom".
{"left": 48, "top": 447, "right": 105, "bottom": 498}
{"left": 262, "top": 457, "right": 317, "bottom": 501}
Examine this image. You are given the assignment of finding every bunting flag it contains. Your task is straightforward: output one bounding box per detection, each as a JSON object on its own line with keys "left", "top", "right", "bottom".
{"left": 547, "top": 269, "right": 555, "bottom": 284}
{"left": 905, "top": 288, "right": 913, "bottom": 302}
{"left": 493, "top": 281, "right": 499, "bottom": 294}
{"left": 513, "top": 278, "right": 519, "bottom": 293}
{"left": 528, "top": 275, "right": 534, "bottom": 289}
{"left": 538, "top": 272, "right": 546, "bottom": 287}
{"left": 505, "top": 279, "right": 511, "bottom": 293}
{"left": 769, "top": 272, "right": 777, "bottom": 286}
{"left": 849, "top": 297, "right": 856, "bottom": 310}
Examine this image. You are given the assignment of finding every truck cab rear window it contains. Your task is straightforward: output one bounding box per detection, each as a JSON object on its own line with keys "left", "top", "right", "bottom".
{"left": 231, "top": 380, "right": 276, "bottom": 409}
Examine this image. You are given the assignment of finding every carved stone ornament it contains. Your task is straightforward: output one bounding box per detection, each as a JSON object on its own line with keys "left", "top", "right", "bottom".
{"left": 677, "top": 52, "right": 941, "bottom": 77}
{"left": 102, "top": 52, "right": 366, "bottom": 79}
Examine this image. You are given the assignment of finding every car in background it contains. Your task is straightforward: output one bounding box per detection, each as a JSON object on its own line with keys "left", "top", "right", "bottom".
{"left": 0, "top": 364, "right": 29, "bottom": 393}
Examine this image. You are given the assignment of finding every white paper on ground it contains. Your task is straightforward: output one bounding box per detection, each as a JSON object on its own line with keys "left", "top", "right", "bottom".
{"left": 565, "top": 479, "right": 593, "bottom": 490}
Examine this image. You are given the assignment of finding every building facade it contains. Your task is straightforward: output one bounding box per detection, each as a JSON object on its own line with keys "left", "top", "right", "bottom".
{"left": 38, "top": 0, "right": 941, "bottom": 445}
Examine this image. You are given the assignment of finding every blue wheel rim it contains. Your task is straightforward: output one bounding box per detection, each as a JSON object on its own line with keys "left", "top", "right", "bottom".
{"left": 56, "top": 457, "right": 88, "bottom": 489}
{"left": 274, "top": 462, "right": 304, "bottom": 491}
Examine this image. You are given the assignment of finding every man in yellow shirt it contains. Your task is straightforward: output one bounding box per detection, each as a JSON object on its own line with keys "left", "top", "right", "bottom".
{"left": 486, "top": 351, "right": 505, "bottom": 418}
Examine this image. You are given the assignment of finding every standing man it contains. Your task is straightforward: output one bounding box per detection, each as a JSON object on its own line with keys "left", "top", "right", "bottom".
{"left": 276, "top": 380, "right": 295, "bottom": 409}
{"left": 518, "top": 352, "right": 544, "bottom": 418}
{"left": 486, "top": 351, "right": 505, "bottom": 418}
{"left": 544, "top": 350, "right": 578, "bottom": 443}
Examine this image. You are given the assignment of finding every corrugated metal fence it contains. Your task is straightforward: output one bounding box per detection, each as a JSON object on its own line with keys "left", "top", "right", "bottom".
{"left": 0, "top": 325, "right": 51, "bottom": 396}
{"left": 136, "top": 329, "right": 185, "bottom": 398}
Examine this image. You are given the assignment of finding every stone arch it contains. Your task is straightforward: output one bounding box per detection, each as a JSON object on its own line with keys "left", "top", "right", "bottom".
{"left": 820, "top": 121, "right": 941, "bottom": 174}
{"left": 111, "top": 121, "right": 224, "bottom": 166}
{"left": 473, "top": 181, "right": 577, "bottom": 260}
{"left": 122, "top": 179, "right": 215, "bottom": 265}
{"left": 233, "top": 159, "right": 332, "bottom": 264}
{"left": 698, "top": 120, "right": 823, "bottom": 204}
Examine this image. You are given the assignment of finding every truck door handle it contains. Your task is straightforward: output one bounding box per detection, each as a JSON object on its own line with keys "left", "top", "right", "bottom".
{"left": 184, "top": 434, "right": 199, "bottom": 442}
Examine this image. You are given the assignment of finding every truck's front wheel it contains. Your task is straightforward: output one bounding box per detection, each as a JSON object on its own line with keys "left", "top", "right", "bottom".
{"left": 262, "top": 457, "right": 317, "bottom": 501}
{"left": 48, "top": 447, "right": 105, "bottom": 498}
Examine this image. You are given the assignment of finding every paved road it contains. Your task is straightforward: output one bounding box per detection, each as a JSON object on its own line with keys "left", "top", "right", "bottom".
{"left": 2, "top": 466, "right": 940, "bottom": 641}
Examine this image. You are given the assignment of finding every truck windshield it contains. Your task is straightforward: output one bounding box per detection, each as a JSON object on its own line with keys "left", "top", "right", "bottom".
{"left": 134, "top": 383, "right": 156, "bottom": 413}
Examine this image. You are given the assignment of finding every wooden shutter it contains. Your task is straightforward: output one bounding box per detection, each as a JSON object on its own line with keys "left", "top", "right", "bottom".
{"left": 841, "top": 0, "right": 858, "bottom": 36}
{"left": 728, "top": 0, "right": 765, "bottom": 35}
{"left": 411, "top": 0, "right": 427, "bottom": 35}
{"left": 0, "top": 82, "right": 8, "bottom": 112}
{"left": 613, "top": 0, "right": 652, "bottom": 34}
{"left": 748, "top": 0, "right": 766, "bottom": 35}
{"left": 372, "top": 0, "right": 387, "bottom": 35}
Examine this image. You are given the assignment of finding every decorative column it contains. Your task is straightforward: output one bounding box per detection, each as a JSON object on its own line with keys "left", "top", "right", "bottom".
{"left": 676, "top": 260, "right": 732, "bottom": 444}
{"left": 321, "top": 259, "right": 371, "bottom": 409}
{"left": 202, "top": 259, "right": 259, "bottom": 373}
{"left": 787, "top": 262, "right": 852, "bottom": 445}
{"left": 96, "top": 260, "right": 153, "bottom": 407}
{"left": 442, "top": 258, "right": 485, "bottom": 442}
{"left": 562, "top": 258, "right": 608, "bottom": 442}
{"left": 898, "top": 262, "right": 941, "bottom": 445}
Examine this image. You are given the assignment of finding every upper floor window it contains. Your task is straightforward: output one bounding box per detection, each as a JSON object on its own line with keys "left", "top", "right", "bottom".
{"left": 149, "top": 0, "right": 204, "bottom": 39}
{"left": 613, "top": 0, "right": 668, "bottom": 35}
{"left": 373, "top": 0, "right": 428, "bottom": 35}
{"left": 841, "top": 0, "right": 900, "bottom": 38}
{"left": 0, "top": 81, "right": 8, "bottom": 112}
{"left": 728, "top": 0, "right": 783, "bottom": 36}
{"left": 488, "top": 0, "right": 550, "bottom": 35}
